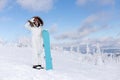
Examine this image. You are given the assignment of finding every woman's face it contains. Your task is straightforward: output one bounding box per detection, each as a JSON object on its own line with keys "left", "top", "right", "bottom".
{"left": 34, "top": 18, "right": 39, "bottom": 27}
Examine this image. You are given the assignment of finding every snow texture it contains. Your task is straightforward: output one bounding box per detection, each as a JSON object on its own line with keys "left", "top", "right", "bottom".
{"left": 0, "top": 45, "right": 120, "bottom": 80}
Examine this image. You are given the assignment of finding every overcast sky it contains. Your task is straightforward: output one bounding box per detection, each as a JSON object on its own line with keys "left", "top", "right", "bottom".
{"left": 0, "top": 0, "right": 120, "bottom": 43}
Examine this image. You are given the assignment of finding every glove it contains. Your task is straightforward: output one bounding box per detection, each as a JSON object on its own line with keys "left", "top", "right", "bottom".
{"left": 28, "top": 20, "right": 34, "bottom": 27}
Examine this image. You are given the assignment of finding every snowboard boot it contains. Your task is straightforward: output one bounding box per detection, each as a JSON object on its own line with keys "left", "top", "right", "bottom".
{"left": 33, "top": 65, "right": 44, "bottom": 70}
{"left": 38, "top": 65, "right": 44, "bottom": 69}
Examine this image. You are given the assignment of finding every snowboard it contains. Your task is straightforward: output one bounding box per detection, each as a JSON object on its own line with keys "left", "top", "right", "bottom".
{"left": 42, "top": 29, "right": 53, "bottom": 70}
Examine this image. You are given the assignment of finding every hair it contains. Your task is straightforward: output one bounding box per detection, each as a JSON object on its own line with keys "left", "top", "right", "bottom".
{"left": 33, "top": 16, "right": 44, "bottom": 27}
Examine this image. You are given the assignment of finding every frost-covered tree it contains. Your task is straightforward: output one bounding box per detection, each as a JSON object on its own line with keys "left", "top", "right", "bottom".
{"left": 17, "top": 37, "right": 31, "bottom": 47}
{"left": 0, "top": 38, "right": 5, "bottom": 47}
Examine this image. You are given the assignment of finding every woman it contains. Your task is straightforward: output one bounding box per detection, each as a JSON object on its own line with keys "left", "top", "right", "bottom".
{"left": 24, "top": 16, "right": 44, "bottom": 69}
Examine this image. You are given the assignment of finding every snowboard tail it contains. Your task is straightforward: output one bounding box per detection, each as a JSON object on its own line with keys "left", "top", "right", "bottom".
{"left": 42, "top": 29, "right": 53, "bottom": 70}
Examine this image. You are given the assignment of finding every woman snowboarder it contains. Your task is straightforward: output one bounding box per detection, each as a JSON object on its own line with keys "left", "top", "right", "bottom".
{"left": 24, "top": 16, "right": 44, "bottom": 69}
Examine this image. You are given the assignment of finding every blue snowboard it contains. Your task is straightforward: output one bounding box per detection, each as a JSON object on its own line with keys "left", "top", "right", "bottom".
{"left": 42, "top": 29, "right": 53, "bottom": 70}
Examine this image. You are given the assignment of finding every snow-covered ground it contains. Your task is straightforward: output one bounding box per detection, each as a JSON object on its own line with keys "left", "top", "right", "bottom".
{"left": 0, "top": 46, "right": 120, "bottom": 80}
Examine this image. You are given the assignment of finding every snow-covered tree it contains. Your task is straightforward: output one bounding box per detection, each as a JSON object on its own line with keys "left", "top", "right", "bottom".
{"left": 0, "top": 38, "right": 5, "bottom": 47}
{"left": 17, "top": 37, "right": 31, "bottom": 47}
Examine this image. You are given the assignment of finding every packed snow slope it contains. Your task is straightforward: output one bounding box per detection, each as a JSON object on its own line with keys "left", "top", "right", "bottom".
{"left": 0, "top": 46, "right": 120, "bottom": 80}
